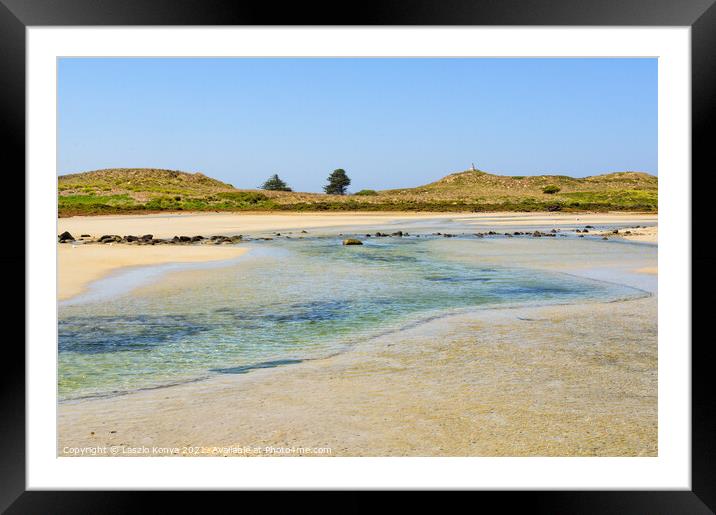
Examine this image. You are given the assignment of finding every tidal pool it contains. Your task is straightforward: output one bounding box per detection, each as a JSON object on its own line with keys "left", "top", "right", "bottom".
{"left": 58, "top": 234, "right": 653, "bottom": 401}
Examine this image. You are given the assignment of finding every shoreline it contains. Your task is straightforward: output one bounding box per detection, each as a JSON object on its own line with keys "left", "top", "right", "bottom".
{"left": 58, "top": 244, "right": 249, "bottom": 300}
{"left": 57, "top": 212, "right": 656, "bottom": 300}
{"left": 58, "top": 292, "right": 657, "bottom": 457}
{"left": 60, "top": 285, "right": 653, "bottom": 405}
{"left": 58, "top": 211, "right": 658, "bottom": 239}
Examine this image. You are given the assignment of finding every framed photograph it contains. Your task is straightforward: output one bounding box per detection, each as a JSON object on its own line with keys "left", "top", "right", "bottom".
{"left": 6, "top": 0, "right": 714, "bottom": 511}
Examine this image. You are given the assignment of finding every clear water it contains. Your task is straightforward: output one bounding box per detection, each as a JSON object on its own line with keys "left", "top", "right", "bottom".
{"left": 58, "top": 235, "right": 649, "bottom": 401}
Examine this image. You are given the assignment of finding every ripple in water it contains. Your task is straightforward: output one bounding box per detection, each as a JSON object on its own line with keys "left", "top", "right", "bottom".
{"left": 58, "top": 236, "right": 645, "bottom": 400}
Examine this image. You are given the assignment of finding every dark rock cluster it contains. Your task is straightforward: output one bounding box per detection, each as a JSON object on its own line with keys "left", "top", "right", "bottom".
{"left": 58, "top": 232, "right": 243, "bottom": 245}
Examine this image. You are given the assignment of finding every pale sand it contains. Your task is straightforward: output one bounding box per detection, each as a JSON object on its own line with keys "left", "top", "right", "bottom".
{"left": 58, "top": 212, "right": 452, "bottom": 240}
{"left": 635, "top": 266, "right": 658, "bottom": 275}
{"left": 58, "top": 211, "right": 658, "bottom": 240}
{"left": 58, "top": 244, "right": 248, "bottom": 300}
{"left": 58, "top": 295, "right": 656, "bottom": 457}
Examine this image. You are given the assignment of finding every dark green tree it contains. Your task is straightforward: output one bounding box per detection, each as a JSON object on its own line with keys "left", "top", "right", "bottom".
{"left": 323, "top": 169, "right": 351, "bottom": 195}
{"left": 261, "top": 174, "right": 292, "bottom": 192}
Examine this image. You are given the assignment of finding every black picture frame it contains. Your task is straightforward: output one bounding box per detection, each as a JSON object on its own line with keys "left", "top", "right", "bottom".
{"left": 4, "top": 0, "right": 714, "bottom": 512}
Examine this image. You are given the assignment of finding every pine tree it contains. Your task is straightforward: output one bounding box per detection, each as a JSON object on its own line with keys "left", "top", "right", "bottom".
{"left": 323, "top": 169, "right": 351, "bottom": 195}
{"left": 261, "top": 174, "right": 292, "bottom": 192}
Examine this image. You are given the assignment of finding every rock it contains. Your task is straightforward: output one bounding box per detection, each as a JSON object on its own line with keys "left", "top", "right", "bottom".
{"left": 230, "top": 236, "right": 243, "bottom": 242}
{"left": 81, "top": 234, "right": 91, "bottom": 238}
{"left": 342, "top": 239, "right": 363, "bottom": 245}
{"left": 547, "top": 204, "right": 562, "bottom": 212}
{"left": 391, "top": 231, "right": 403, "bottom": 237}
{"left": 301, "top": 230, "right": 308, "bottom": 233}
{"left": 140, "top": 234, "right": 153, "bottom": 241}
{"left": 179, "top": 236, "right": 192, "bottom": 242}
{"left": 612, "top": 229, "right": 619, "bottom": 234}
{"left": 602, "top": 236, "right": 609, "bottom": 240}
{"left": 124, "top": 235, "right": 139, "bottom": 242}
{"left": 551, "top": 229, "right": 558, "bottom": 233}
{"left": 58, "top": 231, "right": 74, "bottom": 242}
{"left": 582, "top": 229, "right": 589, "bottom": 233}
{"left": 576, "top": 229, "right": 582, "bottom": 233}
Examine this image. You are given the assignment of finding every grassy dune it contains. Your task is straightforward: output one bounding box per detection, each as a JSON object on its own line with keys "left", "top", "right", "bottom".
{"left": 58, "top": 168, "right": 658, "bottom": 216}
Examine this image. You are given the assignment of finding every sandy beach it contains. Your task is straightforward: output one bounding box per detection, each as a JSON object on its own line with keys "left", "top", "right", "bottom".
{"left": 58, "top": 211, "right": 658, "bottom": 241}
{"left": 58, "top": 294, "right": 657, "bottom": 457}
{"left": 58, "top": 244, "right": 248, "bottom": 300}
{"left": 57, "top": 212, "right": 658, "bottom": 457}
{"left": 57, "top": 211, "right": 656, "bottom": 301}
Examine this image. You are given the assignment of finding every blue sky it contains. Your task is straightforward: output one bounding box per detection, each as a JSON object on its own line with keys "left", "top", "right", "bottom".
{"left": 58, "top": 58, "right": 657, "bottom": 192}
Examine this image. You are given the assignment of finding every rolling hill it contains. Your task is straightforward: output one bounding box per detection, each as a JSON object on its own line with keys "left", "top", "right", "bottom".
{"left": 58, "top": 168, "right": 658, "bottom": 216}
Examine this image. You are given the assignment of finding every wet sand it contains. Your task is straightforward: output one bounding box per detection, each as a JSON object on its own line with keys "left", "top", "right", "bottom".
{"left": 58, "top": 295, "right": 657, "bottom": 457}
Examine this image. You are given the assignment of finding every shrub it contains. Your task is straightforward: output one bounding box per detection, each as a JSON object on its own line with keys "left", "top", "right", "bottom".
{"left": 542, "top": 185, "right": 561, "bottom": 194}
{"left": 354, "top": 189, "right": 378, "bottom": 196}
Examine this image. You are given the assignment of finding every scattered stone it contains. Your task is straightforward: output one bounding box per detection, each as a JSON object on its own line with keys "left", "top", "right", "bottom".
{"left": 342, "top": 239, "right": 363, "bottom": 245}
{"left": 58, "top": 231, "right": 74, "bottom": 242}
{"left": 612, "top": 229, "right": 619, "bottom": 234}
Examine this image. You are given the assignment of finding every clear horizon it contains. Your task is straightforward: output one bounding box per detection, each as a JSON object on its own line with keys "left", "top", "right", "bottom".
{"left": 58, "top": 57, "right": 657, "bottom": 192}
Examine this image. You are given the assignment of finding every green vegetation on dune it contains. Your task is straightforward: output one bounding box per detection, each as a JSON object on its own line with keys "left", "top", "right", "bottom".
{"left": 57, "top": 167, "right": 657, "bottom": 216}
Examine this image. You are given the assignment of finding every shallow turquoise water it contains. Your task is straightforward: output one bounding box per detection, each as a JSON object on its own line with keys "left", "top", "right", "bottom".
{"left": 58, "top": 235, "right": 649, "bottom": 400}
